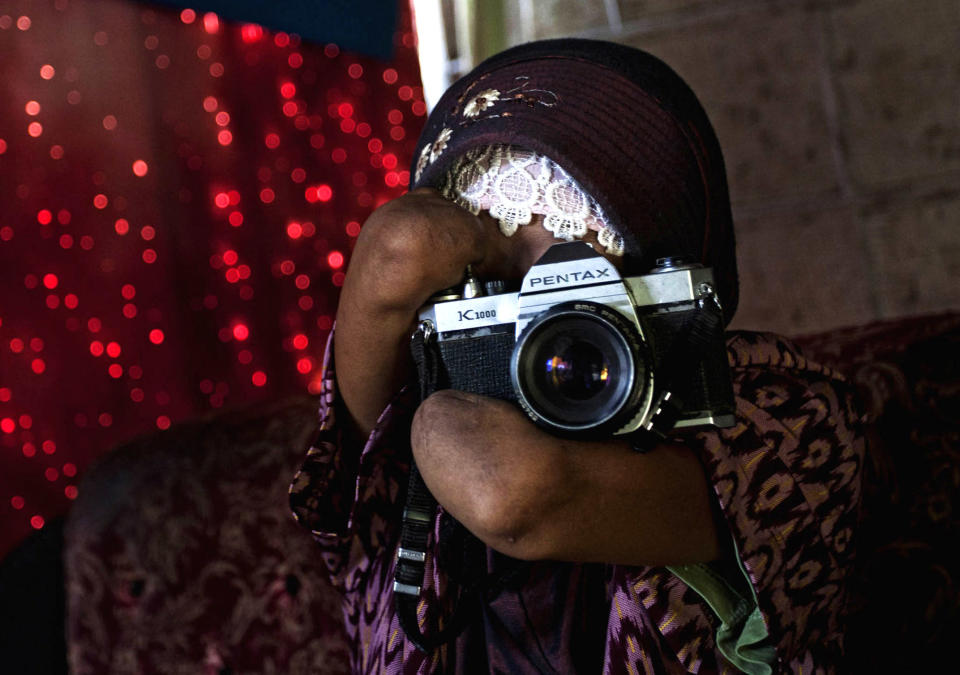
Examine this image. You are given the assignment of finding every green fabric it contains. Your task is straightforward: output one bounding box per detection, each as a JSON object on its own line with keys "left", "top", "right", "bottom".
{"left": 668, "top": 545, "right": 777, "bottom": 674}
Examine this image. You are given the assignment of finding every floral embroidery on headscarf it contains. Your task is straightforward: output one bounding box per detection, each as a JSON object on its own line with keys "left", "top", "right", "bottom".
{"left": 430, "top": 128, "right": 453, "bottom": 162}
{"left": 463, "top": 89, "right": 500, "bottom": 118}
{"left": 415, "top": 127, "right": 454, "bottom": 182}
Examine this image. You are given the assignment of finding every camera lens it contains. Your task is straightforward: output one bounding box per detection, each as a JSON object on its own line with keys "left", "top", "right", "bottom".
{"left": 511, "top": 302, "right": 652, "bottom": 435}
{"left": 544, "top": 341, "right": 609, "bottom": 400}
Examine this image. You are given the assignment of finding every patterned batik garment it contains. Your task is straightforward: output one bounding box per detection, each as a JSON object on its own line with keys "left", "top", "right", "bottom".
{"left": 289, "top": 330, "right": 864, "bottom": 674}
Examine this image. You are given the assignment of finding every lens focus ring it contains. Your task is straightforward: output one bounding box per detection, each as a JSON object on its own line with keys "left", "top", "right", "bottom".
{"left": 510, "top": 301, "right": 652, "bottom": 436}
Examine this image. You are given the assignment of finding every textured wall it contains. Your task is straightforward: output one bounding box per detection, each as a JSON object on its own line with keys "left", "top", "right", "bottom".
{"left": 499, "top": 0, "right": 960, "bottom": 336}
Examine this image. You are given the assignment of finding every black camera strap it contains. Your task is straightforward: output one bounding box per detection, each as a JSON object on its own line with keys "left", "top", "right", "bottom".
{"left": 395, "top": 321, "right": 482, "bottom": 653}
{"left": 638, "top": 289, "right": 725, "bottom": 444}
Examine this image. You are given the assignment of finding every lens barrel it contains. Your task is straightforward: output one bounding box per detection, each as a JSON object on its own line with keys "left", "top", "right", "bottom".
{"left": 510, "top": 302, "right": 651, "bottom": 436}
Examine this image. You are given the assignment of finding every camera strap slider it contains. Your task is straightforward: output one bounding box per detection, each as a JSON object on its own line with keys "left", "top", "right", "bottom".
{"left": 402, "top": 507, "right": 434, "bottom": 524}
{"left": 643, "top": 389, "right": 681, "bottom": 438}
{"left": 393, "top": 581, "right": 422, "bottom": 597}
{"left": 398, "top": 547, "right": 427, "bottom": 562}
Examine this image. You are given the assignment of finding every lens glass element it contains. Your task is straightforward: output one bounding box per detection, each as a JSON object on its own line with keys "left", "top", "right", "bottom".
{"left": 544, "top": 341, "right": 609, "bottom": 401}
{"left": 512, "top": 307, "right": 643, "bottom": 431}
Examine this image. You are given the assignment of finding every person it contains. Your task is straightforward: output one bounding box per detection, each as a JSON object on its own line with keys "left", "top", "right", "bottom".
{"left": 289, "top": 39, "right": 864, "bottom": 674}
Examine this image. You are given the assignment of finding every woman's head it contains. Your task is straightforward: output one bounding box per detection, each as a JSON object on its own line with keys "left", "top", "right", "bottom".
{"left": 411, "top": 38, "right": 738, "bottom": 322}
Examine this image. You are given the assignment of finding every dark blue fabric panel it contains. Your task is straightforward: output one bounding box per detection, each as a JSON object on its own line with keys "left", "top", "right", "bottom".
{"left": 146, "top": 0, "right": 399, "bottom": 60}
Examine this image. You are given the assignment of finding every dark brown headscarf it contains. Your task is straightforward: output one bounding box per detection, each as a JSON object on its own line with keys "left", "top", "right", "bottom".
{"left": 412, "top": 38, "right": 739, "bottom": 322}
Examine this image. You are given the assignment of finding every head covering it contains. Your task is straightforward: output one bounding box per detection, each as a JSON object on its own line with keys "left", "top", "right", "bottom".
{"left": 411, "top": 38, "right": 739, "bottom": 322}
{"left": 438, "top": 144, "right": 625, "bottom": 256}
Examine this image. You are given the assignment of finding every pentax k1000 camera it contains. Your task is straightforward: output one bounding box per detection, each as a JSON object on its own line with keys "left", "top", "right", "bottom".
{"left": 416, "top": 242, "right": 735, "bottom": 439}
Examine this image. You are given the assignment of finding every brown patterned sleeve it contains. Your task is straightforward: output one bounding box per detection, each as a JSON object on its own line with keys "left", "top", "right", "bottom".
{"left": 288, "top": 329, "right": 416, "bottom": 593}
{"left": 688, "top": 331, "right": 865, "bottom": 669}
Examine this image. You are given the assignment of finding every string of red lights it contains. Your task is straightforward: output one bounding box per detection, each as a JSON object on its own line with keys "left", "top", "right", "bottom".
{"left": 0, "top": 0, "right": 426, "bottom": 558}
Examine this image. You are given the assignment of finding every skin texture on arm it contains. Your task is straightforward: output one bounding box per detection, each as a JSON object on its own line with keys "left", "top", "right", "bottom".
{"left": 334, "top": 191, "right": 720, "bottom": 566}
{"left": 334, "top": 189, "right": 539, "bottom": 438}
{"left": 411, "top": 390, "right": 722, "bottom": 567}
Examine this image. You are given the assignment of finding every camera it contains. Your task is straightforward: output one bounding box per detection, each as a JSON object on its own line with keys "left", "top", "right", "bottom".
{"left": 416, "top": 241, "right": 735, "bottom": 438}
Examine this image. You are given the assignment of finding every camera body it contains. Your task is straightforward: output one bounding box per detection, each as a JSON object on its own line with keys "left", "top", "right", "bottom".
{"left": 417, "top": 242, "right": 735, "bottom": 438}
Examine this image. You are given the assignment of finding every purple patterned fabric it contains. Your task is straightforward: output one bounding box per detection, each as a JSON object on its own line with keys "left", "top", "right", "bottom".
{"left": 289, "top": 330, "right": 864, "bottom": 673}
{"left": 66, "top": 397, "right": 351, "bottom": 674}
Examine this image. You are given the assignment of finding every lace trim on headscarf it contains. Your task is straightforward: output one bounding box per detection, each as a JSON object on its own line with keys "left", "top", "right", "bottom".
{"left": 438, "top": 145, "right": 625, "bottom": 256}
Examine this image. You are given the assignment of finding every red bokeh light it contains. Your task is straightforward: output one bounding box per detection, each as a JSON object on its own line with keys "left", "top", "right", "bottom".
{"left": 327, "top": 251, "right": 344, "bottom": 268}
{"left": 232, "top": 323, "right": 249, "bottom": 341}
{"left": 202, "top": 12, "right": 219, "bottom": 34}
{"left": 241, "top": 24, "right": 263, "bottom": 43}
{"left": 31, "top": 515, "right": 45, "bottom": 530}
{"left": 0, "top": 0, "right": 428, "bottom": 557}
